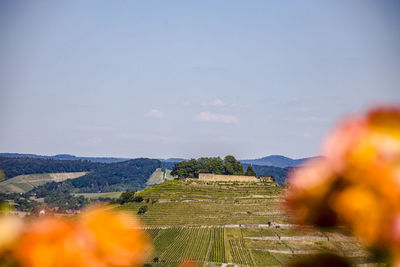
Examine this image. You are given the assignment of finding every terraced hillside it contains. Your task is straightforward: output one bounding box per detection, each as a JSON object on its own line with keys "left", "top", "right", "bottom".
{"left": 0, "top": 172, "right": 87, "bottom": 193}
{"left": 119, "top": 180, "right": 377, "bottom": 266}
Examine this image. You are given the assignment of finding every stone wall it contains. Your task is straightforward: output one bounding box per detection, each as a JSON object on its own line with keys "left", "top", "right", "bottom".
{"left": 259, "top": 176, "right": 275, "bottom": 182}
{"left": 198, "top": 173, "right": 259, "bottom": 182}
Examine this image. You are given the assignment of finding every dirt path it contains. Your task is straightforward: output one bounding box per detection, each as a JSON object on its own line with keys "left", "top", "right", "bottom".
{"left": 244, "top": 236, "right": 357, "bottom": 242}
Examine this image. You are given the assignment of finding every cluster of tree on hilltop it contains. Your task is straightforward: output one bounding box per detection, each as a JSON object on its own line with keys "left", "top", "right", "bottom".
{"left": 171, "top": 155, "right": 256, "bottom": 178}
{"left": 170, "top": 155, "right": 290, "bottom": 184}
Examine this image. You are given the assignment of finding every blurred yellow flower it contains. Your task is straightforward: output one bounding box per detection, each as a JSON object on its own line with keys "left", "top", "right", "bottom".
{"left": 0, "top": 215, "right": 23, "bottom": 256}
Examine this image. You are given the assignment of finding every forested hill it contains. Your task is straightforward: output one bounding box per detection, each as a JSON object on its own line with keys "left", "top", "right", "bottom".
{"left": 69, "top": 158, "right": 161, "bottom": 192}
{"left": 0, "top": 157, "right": 161, "bottom": 192}
{"left": 0, "top": 156, "right": 96, "bottom": 179}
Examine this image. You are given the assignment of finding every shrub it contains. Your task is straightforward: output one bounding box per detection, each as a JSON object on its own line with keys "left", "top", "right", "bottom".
{"left": 137, "top": 205, "right": 148, "bottom": 215}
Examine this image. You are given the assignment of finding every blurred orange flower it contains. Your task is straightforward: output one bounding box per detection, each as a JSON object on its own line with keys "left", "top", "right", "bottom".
{"left": 179, "top": 259, "right": 199, "bottom": 267}
{"left": 79, "top": 208, "right": 152, "bottom": 267}
{"left": 14, "top": 217, "right": 93, "bottom": 267}
{"left": 286, "top": 107, "right": 400, "bottom": 250}
{"left": 13, "top": 208, "right": 152, "bottom": 267}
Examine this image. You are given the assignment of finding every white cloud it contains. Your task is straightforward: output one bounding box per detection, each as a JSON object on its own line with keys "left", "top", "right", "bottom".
{"left": 193, "top": 111, "right": 238, "bottom": 123}
{"left": 211, "top": 99, "right": 226, "bottom": 107}
{"left": 201, "top": 98, "right": 226, "bottom": 107}
{"left": 145, "top": 109, "right": 166, "bottom": 118}
{"left": 201, "top": 99, "right": 247, "bottom": 110}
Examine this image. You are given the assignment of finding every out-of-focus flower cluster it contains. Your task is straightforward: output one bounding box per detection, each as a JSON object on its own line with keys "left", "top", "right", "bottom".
{"left": 286, "top": 107, "right": 400, "bottom": 254}
{"left": 0, "top": 208, "right": 152, "bottom": 267}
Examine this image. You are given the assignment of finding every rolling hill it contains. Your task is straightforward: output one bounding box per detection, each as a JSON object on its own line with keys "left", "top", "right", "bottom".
{"left": 0, "top": 172, "right": 88, "bottom": 193}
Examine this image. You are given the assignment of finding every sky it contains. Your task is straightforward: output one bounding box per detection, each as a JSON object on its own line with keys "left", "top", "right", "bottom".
{"left": 0, "top": 0, "right": 399, "bottom": 159}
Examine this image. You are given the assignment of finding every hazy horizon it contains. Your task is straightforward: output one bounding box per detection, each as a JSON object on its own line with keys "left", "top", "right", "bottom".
{"left": 0, "top": 151, "right": 316, "bottom": 161}
{"left": 1, "top": 1, "right": 399, "bottom": 159}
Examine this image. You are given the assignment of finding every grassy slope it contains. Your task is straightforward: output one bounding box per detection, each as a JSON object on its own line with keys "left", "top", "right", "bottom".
{"left": 145, "top": 168, "right": 165, "bottom": 186}
{"left": 0, "top": 172, "right": 88, "bottom": 193}
{"left": 145, "top": 168, "right": 176, "bottom": 186}
{"left": 118, "top": 180, "right": 374, "bottom": 266}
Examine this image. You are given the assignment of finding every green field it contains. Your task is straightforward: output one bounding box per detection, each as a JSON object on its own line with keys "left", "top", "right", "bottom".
{"left": 74, "top": 191, "right": 122, "bottom": 199}
{"left": 0, "top": 172, "right": 88, "bottom": 193}
{"left": 118, "top": 180, "right": 377, "bottom": 266}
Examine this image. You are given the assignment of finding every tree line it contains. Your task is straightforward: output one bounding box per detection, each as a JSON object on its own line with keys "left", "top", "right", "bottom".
{"left": 170, "top": 155, "right": 256, "bottom": 178}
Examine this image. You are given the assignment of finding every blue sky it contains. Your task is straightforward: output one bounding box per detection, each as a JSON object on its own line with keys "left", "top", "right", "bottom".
{"left": 0, "top": 0, "right": 399, "bottom": 159}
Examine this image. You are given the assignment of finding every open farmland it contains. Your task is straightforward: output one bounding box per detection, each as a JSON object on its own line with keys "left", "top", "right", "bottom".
{"left": 0, "top": 172, "right": 88, "bottom": 193}
{"left": 118, "top": 180, "right": 378, "bottom": 266}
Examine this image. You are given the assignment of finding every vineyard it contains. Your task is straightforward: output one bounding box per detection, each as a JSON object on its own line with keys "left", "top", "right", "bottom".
{"left": 208, "top": 228, "right": 225, "bottom": 263}
{"left": 118, "top": 180, "right": 377, "bottom": 266}
{"left": 229, "top": 239, "right": 255, "bottom": 266}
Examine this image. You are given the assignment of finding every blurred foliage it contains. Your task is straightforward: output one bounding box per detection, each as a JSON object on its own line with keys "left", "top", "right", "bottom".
{"left": 286, "top": 107, "right": 400, "bottom": 265}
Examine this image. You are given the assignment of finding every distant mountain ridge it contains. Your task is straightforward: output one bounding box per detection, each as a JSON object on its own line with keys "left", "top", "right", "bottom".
{"left": 240, "top": 155, "right": 318, "bottom": 168}
{"left": 162, "top": 158, "right": 187, "bottom": 163}
{"left": 0, "top": 153, "right": 129, "bottom": 163}
{"left": 0, "top": 153, "right": 317, "bottom": 168}
{"left": 157, "top": 156, "right": 317, "bottom": 168}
